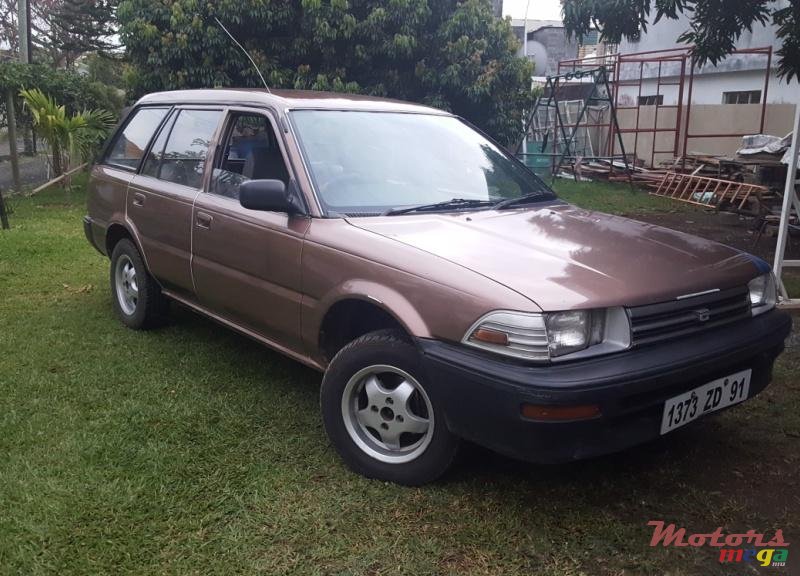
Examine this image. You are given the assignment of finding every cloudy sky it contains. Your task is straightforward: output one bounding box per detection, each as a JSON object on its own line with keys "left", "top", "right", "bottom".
{"left": 502, "top": 0, "right": 563, "bottom": 20}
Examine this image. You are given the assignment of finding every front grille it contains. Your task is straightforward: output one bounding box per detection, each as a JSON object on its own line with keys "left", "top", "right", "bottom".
{"left": 627, "top": 286, "right": 751, "bottom": 347}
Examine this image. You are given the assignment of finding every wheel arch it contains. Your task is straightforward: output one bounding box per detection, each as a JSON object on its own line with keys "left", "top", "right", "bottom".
{"left": 316, "top": 287, "right": 429, "bottom": 363}
{"left": 105, "top": 221, "right": 151, "bottom": 272}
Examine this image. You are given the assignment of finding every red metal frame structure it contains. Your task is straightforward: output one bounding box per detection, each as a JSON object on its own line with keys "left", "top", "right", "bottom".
{"left": 557, "top": 46, "right": 773, "bottom": 169}
{"left": 682, "top": 46, "right": 772, "bottom": 164}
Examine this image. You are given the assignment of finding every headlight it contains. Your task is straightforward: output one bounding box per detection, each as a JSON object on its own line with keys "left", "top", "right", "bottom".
{"left": 463, "top": 308, "right": 630, "bottom": 362}
{"left": 748, "top": 272, "right": 777, "bottom": 315}
{"left": 545, "top": 310, "right": 602, "bottom": 357}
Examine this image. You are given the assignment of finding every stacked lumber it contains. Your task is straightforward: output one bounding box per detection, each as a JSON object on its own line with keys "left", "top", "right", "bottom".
{"left": 559, "top": 157, "right": 667, "bottom": 186}
{"left": 556, "top": 153, "right": 767, "bottom": 195}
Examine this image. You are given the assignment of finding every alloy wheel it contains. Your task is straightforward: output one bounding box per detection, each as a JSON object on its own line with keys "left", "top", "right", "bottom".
{"left": 114, "top": 254, "right": 138, "bottom": 316}
{"left": 341, "top": 364, "right": 434, "bottom": 463}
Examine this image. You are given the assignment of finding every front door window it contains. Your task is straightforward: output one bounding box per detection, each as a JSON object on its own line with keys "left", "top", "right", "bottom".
{"left": 210, "top": 113, "right": 289, "bottom": 200}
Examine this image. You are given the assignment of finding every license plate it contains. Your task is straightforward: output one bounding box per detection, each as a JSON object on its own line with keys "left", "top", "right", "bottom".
{"left": 660, "top": 369, "right": 751, "bottom": 435}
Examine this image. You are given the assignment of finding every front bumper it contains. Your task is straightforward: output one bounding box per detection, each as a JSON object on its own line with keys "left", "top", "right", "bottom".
{"left": 419, "top": 309, "right": 792, "bottom": 463}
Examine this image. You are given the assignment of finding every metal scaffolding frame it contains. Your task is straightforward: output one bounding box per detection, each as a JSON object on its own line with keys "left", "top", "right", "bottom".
{"left": 773, "top": 103, "right": 800, "bottom": 308}
{"left": 557, "top": 46, "right": 773, "bottom": 169}
{"left": 516, "top": 66, "right": 632, "bottom": 182}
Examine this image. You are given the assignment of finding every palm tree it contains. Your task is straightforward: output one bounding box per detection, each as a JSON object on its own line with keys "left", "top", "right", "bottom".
{"left": 19, "top": 88, "right": 116, "bottom": 178}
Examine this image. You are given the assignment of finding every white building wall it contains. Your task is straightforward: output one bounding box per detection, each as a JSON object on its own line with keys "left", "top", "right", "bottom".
{"left": 618, "top": 5, "right": 787, "bottom": 59}
{"left": 615, "top": 0, "right": 798, "bottom": 105}
{"left": 618, "top": 70, "right": 798, "bottom": 106}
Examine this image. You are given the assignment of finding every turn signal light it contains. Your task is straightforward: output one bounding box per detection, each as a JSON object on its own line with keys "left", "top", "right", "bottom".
{"left": 521, "top": 403, "right": 601, "bottom": 421}
{"left": 470, "top": 327, "right": 509, "bottom": 345}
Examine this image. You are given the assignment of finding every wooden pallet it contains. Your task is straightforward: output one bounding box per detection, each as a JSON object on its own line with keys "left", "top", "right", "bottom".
{"left": 650, "top": 172, "right": 767, "bottom": 211}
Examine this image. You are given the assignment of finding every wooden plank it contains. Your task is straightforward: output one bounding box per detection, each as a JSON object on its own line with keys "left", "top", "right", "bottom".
{"left": 28, "top": 163, "right": 88, "bottom": 196}
{"left": 648, "top": 171, "right": 769, "bottom": 212}
{"left": 653, "top": 172, "right": 672, "bottom": 196}
{"left": 682, "top": 176, "right": 704, "bottom": 201}
{"left": 737, "top": 186, "right": 754, "bottom": 210}
{"left": 717, "top": 181, "right": 734, "bottom": 205}
{"left": 669, "top": 174, "right": 687, "bottom": 198}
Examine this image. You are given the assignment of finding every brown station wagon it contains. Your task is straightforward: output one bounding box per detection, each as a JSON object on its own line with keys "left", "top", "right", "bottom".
{"left": 84, "top": 89, "right": 791, "bottom": 485}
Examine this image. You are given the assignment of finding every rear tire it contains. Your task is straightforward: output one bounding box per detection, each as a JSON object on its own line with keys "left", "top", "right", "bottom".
{"left": 110, "top": 238, "right": 168, "bottom": 329}
{"left": 321, "top": 329, "right": 459, "bottom": 485}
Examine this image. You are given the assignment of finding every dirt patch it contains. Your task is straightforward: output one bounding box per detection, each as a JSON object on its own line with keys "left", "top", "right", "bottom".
{"left": 625, "top": 207, "right": 800, "bottom": 262}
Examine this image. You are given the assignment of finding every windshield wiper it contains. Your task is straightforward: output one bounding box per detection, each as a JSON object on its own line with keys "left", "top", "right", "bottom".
{"left": 493, "top": 193, "right": 551, "bottom": 210}
{"left": 384, "top": 198, "right": 495, "bottom": 216}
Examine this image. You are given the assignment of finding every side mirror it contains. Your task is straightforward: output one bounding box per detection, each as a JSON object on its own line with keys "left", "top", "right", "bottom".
{"left": 239, "top": 179, "right": 290, "bottom": 212}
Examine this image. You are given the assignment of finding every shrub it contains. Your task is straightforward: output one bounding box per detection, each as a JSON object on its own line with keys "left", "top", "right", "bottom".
{"left": 19, "top": 88, "right": 116, "bottom": 177}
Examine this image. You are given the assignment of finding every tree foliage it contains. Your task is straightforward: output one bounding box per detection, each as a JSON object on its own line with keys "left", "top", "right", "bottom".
{"left": 0, "top": 62, "right": 125, "bottom": 116}
{"left": 52, "top": 0, "right": 121, "bottom": 57}
{"left": 19, "top": 87, "right": 116, "bottom": 176}
{"left": 561, "top": 0, "right": 800, "bottom": 82}
{"left": 0, "top": 0, "right": 120, "bottom": 68}
{"left": 0, "top": 62, "right": 124, "bottom": 156}
{"left": 117, "top": 0, "right": 534, "bottom": 145}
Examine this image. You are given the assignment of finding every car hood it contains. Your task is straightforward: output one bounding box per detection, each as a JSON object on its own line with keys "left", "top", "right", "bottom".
{"left": 346, "top": 203, "right": 762, "bottom": 310}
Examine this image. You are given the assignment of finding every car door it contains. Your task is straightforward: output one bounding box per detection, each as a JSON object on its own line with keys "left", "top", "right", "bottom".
{"left": 127, "top": 107, "right": 224, "bottom": 299}
{"left": 191, "top": 109, "right": 310, "bottom": 355}
{"left": 90, "top": 106, "right": 172, "bottom": 248}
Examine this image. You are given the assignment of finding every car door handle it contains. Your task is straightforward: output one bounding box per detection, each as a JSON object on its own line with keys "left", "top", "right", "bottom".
{"left": 132, "top": 192, "right": 145, "bottom": 207}
{"left": 195, "top": 212, "right": 213, "bottom": 229}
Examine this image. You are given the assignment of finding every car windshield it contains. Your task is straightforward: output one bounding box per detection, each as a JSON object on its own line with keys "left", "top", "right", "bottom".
{"left": 289, "top": 110, "right": 555, "bottom": 216}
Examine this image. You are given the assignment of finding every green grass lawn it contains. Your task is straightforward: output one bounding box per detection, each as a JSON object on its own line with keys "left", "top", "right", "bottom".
{"left": 1, "top": 184, "right": 798, "bottom": 575}
{"left": 552, "top": 180, "right": 685, "bottom": 214}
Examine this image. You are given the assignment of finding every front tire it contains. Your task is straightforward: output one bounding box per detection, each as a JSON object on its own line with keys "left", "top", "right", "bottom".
{"left": 321, "top": 329, "right": 459, "bottom": 485}
{"left": 110, "top": 238, "right": 168, "bottom": 329}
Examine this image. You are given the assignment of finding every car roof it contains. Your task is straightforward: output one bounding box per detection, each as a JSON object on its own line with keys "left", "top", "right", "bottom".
{"left": 136, "top": 88, "right": 451, "bottom": 115}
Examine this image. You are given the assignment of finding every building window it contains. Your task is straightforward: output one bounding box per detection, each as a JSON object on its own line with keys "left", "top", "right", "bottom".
{"left": 638, "top": 95, "right": 664, "bottom": 106}
{"left": 722, "top": 90, "right": 761, "bottom": 104}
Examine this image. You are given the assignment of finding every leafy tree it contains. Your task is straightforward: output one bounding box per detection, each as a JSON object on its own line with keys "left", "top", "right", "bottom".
{"left": 117, "top": 0, "right": 534, "bottom": 145}
{"left": 19, "top": 87, "right": 116, "bottom": 176}
{"left": 52, "top": 0, "right": 121, "bottom": 57}
{"left": 1, "top": 62, "right": 124, "bottom": 157}
{"left": 0, "top": 0, "right": 120, "bottom": 69}
{"left": 84, "top": 52, "right": 127, "bottom": 87}
{"left": 0, "top": 62, "right": 125, "bottom": 117}
{"left": 561, "top": 0, "right": 800, "bottom": 81}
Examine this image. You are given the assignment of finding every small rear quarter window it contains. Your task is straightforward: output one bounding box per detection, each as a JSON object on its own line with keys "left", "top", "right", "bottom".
{"left": 105, "top": 107, "right": 170, "bottom": 170}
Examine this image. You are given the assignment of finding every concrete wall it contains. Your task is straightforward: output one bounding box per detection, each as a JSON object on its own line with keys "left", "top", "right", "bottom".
{"left": 614, "top": 103, "right": 797, "bottom": 166}
{"left": 491, "top": 0, "right": 502, "bottom": 18}
{"left": 528, "top": 27, "right": 578, "bottom": 77}
{"left": 511, "top": 24, "right": 526, "bottom": 57}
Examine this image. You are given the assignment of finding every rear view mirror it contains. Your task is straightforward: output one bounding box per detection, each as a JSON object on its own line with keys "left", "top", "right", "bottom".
{"left": 239, "top": 179, "right": 289, "bottom": 212}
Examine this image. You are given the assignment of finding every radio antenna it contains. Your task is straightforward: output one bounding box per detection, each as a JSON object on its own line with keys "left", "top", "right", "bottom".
{"left": 213, "top": 16, "right": 270, "bottom": 93}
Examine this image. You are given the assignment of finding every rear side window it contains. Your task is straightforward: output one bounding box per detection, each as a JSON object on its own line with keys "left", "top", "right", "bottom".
{"left": 145, "top": 109, "right": 222, "bottom": 189}
{"left": 105, "top": 107, "right": 169, "bottom": 169}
